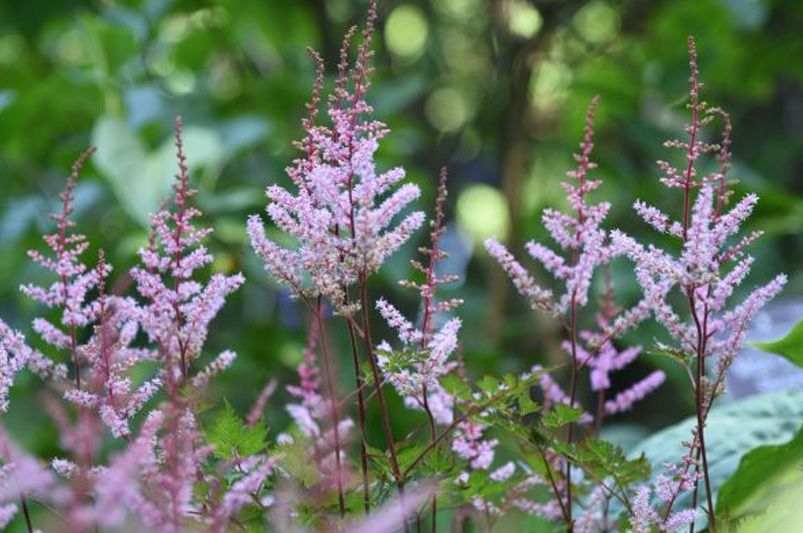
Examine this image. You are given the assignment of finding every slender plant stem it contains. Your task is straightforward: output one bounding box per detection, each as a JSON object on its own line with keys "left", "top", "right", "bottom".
{"left": 535, "top": 444, "right": 571, "bottom": 525}
{"left": 313, "top": 299, "right": 346, "bottom": 517}
{"left": 20, "top": 495, "right": 33, "bottom": 533}
{"left": 421, "top": 386, "right": 438, "bottom": 532}
{"left": 565, "top": 296, "right": 579, "bottom": 533}
{"left": 345, "top": 315, "right": 371, "bottom": 514}
{"left": 688, "top": 445, "right": 702, "bottom": 533}
{"left": 687, "top": 291, "right": 715, "bottom": 531}
{"left": 357, "top": 275, "right": 404, "bottom": 487}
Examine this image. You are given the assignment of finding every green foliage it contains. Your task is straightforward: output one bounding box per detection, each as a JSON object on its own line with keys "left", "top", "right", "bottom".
{"left": 578, "top": 438, "right": 650, "bottom": 489}
{"left": 542, "top": 404, "right": 583, "bottom": 429}
{"left": 751, "top": 318, "right": 803, "bottom": 369}
{"left": 631, "top": 389, "right": 803, "bottom": 519}
{"left": 206, "top": 401, "right": 268, "bottom": 460}
{"left": 1, "top": 0, "right": 802, "bottom": 529}
{"left": 717, "top": 424, "right": 803, "bottom": 521}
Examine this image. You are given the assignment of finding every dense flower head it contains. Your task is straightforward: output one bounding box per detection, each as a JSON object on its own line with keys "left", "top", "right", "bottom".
{"left": 248, "top": 1, "right": 424, "bottom": 313}
{"left": 19, "top": 147, "right": 100, "bottom": 387}
{"left": 0, "top": 321, "right": 35, "bottom": 413}
{"left": 131, "top": 117, "right": 244, "bottom": 385}
{"left": 615, "top": 38, "right": 786, "bottom": 400}
{"left": 485, "top": 96, "right": 622, "bottom": 316}
{"left": 60, "top": 254, "right": 162, "bottom": 438}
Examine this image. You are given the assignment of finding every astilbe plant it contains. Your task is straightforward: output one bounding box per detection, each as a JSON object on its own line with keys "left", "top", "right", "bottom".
{"left": 0, "top": 9, "right": 790, "bottom": 532}
{"left": 612, "top": 37, "right": 786, "bottom": 531}
{"left": 485, "top": 96, "right": 664, "bottom": 530}
{"left": 247, "top": 0, "right": 424, "bottom": 516}
{"left": 0, "top": 120, "right": 281, "bottom": 532}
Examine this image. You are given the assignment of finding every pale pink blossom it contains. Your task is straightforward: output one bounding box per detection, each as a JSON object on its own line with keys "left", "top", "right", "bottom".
{"left": 248, "top": 31, "right": 424, "bottom": 313}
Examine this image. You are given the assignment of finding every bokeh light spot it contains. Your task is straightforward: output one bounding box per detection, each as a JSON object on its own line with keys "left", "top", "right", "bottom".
{"left": 425, "top": 87, "right": 469, "bottom": 132}
{"left": 385, "top": 5, "right": 429, "bottom": 61}
{"left": 573, "top": 1, "right": 619, "bottom": 44}
{"left": 506, "top": 0, "right": 543, "bottom": 39}
{"left": 456, "top": 184, "right": 510, "bottom": 244}
{"left": 529, "top": 60, "right": 572, "bottom": 112}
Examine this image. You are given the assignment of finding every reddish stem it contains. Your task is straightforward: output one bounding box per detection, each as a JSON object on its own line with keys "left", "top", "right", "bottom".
{"left": 313, "top": 299, "right": 346, "bottom": 517}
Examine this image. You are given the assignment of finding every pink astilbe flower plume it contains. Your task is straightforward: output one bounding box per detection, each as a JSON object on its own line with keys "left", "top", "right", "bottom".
{"left": 131, "top": 117, "right": 244, "bottom": 390}
{"left": 486, "top": 96, "right": 621, "bottom": 316}
{"left": 249, "top": 1, "right": 416, "bottom": 513}
{"left": 64, "top": 251, "right": 162, "bottom": 438}
{"left": 89, "top": 409, "right": 165, "bottom": 528}
{"left": 283, "top": 325, "right": 354, "bottom": 495}
{"left": 629, "top": 430, "right": 700, "bottom": 532}
{"left": 247, "top": 0, "right": 424, "bottom": 313}
{"left": 0, "top": 424, "right": 56, "bottom": 529}
{"left": 21, "top": 147, "right": 99, "bottom": 388}
{"left": 614, "top": 37, "right": 787, "bottom": 528}
{"left": 485, "top": 97, "right": 660, "bottom": 526}
{"left": 376, "top": 169, "right": 463, "bottom": 428}
{"left": 0, "top": 321, "right": 35, "bottom": 413}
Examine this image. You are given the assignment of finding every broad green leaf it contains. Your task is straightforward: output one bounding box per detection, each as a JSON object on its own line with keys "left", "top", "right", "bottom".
{"left": 730, "top": 481, "right": 803, "bottom": 532}
{"left": 752, "top": 318, "right": 803, "bottom": 369}
{"left": 628, "top": 389, "right": 803, "bottom": 526}
{"left": 92, "top": 115, "right": 224, "bottom": 225}
{"left": 717, "top": 424, "right": 803, "bottom": 520}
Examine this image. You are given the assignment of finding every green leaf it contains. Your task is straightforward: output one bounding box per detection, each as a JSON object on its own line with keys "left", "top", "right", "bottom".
{"left": 730, "top": 483, "right": 803, "bottom": 532}
{"left": 543, "top": 403, "right": 583, "bottom": 428}
{"left": 580, "top": 438, "right": 650, "bottom": 487}
{"left": 717, "top": 424, "right": 803, "bottom": 520}
{"left": 518, "top": 388, "right": 540, "bottom": 416}
{"left": 92, "top": 115, "right": 224, "bottom": 225}
{"left": 627, "top": 389, "right": 803, "bottom": 527}
{"left": 207, "top": 402, "right": 268, "bottom": 460}
{"left": 751, "top": 318, "right": 803, "bottom": 369}
{"left": 440, "top": 374, "right": 472, "bottom": 401}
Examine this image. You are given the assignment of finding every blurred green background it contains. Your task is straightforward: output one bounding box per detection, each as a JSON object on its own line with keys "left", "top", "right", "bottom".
{"left": 1, "top": 0, "right": 802, "bottom": 455}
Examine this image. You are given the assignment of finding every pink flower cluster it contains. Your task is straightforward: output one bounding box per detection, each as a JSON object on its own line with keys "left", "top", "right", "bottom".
{"left": 486, "top": 98, "right": 661, "bottom": 426}
{"left": 247, "top": 12, "right": 423, "bottom": 313}
{"left": 0, "top": 321, "right": 35, "bottom": 413}
{"left": 131, "top": 117, "right": 244, "bottom": 388}
{"left": 0, "top": 118, "right": 261, "bottom": 531}
{"left": 612, "top": 38, "right": 786, "bottom": 408}
{"left": 485, "top": 97, "right": 620, "bottom": 315}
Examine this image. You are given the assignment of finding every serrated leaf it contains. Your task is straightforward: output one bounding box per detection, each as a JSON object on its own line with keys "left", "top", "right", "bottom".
{"left": 752, "top": 318, "right": 803, "bottom": 369}
{"left": 207, "top": 402, "right": 268, "bottom": 460}
{"left": 440, "top": 374, "right": 471, "bottom": 400}
{"left": 477, "top": 375, "right": 500, "bottom": 394}
{"left": 518, "top": 388, "right": 540, "bottom": 416}
{"left": 543, "top": 404, "right": 583, "bottom": 428}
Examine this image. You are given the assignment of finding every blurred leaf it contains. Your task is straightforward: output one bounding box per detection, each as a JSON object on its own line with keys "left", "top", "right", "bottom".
{"left": 93, "top": 115, "right": 224, "bottom": 225}
{"left": 629, "top": 389, "right": 803, "bottom": 526}
{"left": 730, "top": 482, "right": 803, "bottom": 532}
{"left": 752, "top": 318, "right": 803, "bottom": 369}
{"left": 219, "top": 116, "right": 271, "bottom": 155}
{"left": 717, "top": 424, "right": 803, "bottom": 520}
